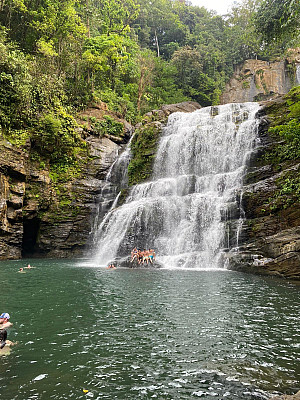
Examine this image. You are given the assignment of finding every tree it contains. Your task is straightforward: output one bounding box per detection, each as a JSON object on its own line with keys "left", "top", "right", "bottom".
{"left": 255, "top": 0, "right": 300, "bottom": 43}
{"left": 137, "top": 50, "right": 155, "bottom": 111}
{"left": 85, "top": 0, "right": 140, "bottom": 35}
{"left": 133, "top": 0, "right": 187, "bottom": 58}
{"left": 82, "top": 33, "right": 138, "bottom": 91}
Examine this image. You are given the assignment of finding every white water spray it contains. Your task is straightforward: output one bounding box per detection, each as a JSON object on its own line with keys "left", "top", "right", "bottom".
{"left": 93, "top": 103, "right": 260, "bottom": 268}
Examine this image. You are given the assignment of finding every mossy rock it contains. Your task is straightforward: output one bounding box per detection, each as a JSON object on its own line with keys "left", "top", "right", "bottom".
{"left": 128, "top": 122, "right": 162, "bottom": 186}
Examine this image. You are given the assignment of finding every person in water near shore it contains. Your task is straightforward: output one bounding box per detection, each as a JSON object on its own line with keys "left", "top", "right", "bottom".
{"left": 0, "top": 313, "right": 12, "bottom": 329}
{"left": 107, "top": 264, "right": 116, "bottom": 269}
{"left": 25, "top": 264, "right": 34, "bottom": 269}
{"left": 19, "top": 267, "right": 25, "bottom": 273}
{"left": 0, "top": 329, "right": 16, "bottom": 356}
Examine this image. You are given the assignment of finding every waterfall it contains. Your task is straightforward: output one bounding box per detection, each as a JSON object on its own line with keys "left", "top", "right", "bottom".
{"left": 296, "top": 65, "right": 300, "bottom": 85}
{"left": 93, "top": 103, "right": 260, "bottom": 269}
{"left": 90, "top": 137, "right": 133, "bottom": 240}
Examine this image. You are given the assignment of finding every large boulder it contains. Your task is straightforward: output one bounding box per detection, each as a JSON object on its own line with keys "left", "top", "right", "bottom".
{"left": 269, "top": 391, "right": 300, "bottom": 400}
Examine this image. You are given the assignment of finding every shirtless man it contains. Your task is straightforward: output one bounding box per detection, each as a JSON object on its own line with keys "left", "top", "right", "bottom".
{"left": 142, "top": 249, "right": 149, "bottom": 265}
{"left": 149, "top": 249, "right": 154, "bottom": 263}
{"left": 0, "top": 313, "right": 12, "bottom": 329}
{"left": 138, "top": 250, "right": 143, "bottom": 264}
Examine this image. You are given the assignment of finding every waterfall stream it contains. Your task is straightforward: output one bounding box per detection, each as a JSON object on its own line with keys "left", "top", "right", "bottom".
{"left": 296, "top": 65, "right": 300, "bottom": 85}
{"left": 93, "top": 103, "right": 260, "bottom": 269}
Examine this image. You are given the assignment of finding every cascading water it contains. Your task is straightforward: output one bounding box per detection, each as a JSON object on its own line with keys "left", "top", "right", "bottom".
{"left": 296, "top": 65, "right": 300, "bottom": 85}
{"left": 90, "top": 136, "right": 133, "bottom": 238}
{"left": 93, "top": 103, "right": 260, "bottom": 269}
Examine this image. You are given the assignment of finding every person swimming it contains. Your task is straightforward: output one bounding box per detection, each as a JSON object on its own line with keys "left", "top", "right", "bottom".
{"left": 0, "top": 329, "right": 6, "bottom": 349}
{"left": 0, "top": 313, "right": 12, "bottom": 329}
{"left": 0, "top": 329, "right": 16, "bottom": 355}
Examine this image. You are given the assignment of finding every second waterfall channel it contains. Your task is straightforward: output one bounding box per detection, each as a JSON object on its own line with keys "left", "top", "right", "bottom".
{"left": 93, "top": 102, "right": 260, "bottom": 269}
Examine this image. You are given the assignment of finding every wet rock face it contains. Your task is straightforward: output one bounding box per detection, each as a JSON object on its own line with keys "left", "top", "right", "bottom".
{"left": 220, "top": 57, "right": 297, "bottom": 104}
{"left": 226, "top": 100, "right": 300, "bottom": 280}
{"left": 0, "top": 144, "right": 27, "bottom": 259}
{"left": 113, "top": 256, "right": 162, "bottom": 269}
{"left": 0, "top": 130, "right": 128, "bottom": 259}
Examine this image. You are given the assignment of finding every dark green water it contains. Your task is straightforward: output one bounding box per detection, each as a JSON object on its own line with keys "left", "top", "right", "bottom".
{"left": 0, "top": 259, "right": 299, "bottom": 400}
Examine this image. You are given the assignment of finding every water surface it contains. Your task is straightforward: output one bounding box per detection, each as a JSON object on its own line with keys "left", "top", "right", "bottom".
{"left": 0, "top": 259, "right": 299, "bottom": 399}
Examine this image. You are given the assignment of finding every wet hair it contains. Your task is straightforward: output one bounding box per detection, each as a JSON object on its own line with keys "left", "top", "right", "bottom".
{"left": 0, "top": 329, "right": 7, "bottom": 349}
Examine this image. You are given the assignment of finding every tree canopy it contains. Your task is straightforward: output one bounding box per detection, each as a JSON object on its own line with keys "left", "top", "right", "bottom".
{"left": 0, "top": 0, "right": 299, "bottom": 170}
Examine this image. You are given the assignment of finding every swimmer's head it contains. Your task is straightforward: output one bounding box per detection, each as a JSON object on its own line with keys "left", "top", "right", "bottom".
{"left": 0, "top": 313, "right": 10, "bottom": 321}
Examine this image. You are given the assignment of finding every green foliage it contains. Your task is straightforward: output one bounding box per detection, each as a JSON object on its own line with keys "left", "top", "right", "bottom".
{"left": 255, "top": 0, "right": 300, "bottom": 44}
{"left": 268, "top": 120, "right": 300, "bottom": 162}
{"left": 92, "top": 115, "right": 124, "bottom": 137}
{"left": 263, "top": 87, "right": 300, "bottom": 165}
{"left": 0, "top": 0, "right": 299, "bottom": 191}
{"left": 268, "top": 173, "right": 300, "bottom": 212}
{"left": 128, "top": 124, "right": 161, "bottom": 185}
{"left": 32, "top": 109, "right": 82, "bottom": 164}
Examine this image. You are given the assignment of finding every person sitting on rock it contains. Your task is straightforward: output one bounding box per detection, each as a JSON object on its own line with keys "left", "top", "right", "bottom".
{"left": 130, "top": 248, "right": 138, "bottom": 262}
{"left": 142, "top": 249, "right": 149, "bottom": 264}
{"left": 149, "top": 249, "right": 154, "bottom": 263}
{"left": 0, "top": 313, "right": 12, "bottom": 329}
{"left": 138, "top": 250, "right": 143, "bottom": 265}
{"left": 151, "top": 249, "right": 156, "bottom": 261}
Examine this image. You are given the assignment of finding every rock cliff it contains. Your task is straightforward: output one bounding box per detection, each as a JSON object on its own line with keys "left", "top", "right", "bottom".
{"left": 0, "top": 107, "right": 132, "bottom": 259}
{"left": 226, "top": 89, "right": 300, "bottom": 280}
{"left": 220, "top": 50, "right": 300, "bottom": 104}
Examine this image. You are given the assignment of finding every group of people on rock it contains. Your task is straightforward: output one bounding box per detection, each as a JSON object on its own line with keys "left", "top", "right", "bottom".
{"left": 0, "top": 313, "right": 15, "bottom": 355}
{"left": 130, "top": 248, "right": 156, "bottom": 265}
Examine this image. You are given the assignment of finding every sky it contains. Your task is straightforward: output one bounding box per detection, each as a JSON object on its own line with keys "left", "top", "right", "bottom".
{"left": 190, "top": 0, "right": 236, "bottom": 15}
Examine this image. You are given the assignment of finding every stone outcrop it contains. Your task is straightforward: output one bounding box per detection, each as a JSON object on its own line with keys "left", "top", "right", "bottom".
{"left": 113, "top": 256, "right": 162, "bottom": 269}
{"left": 220, "top": 50, "right": 300, "bottom": 104}
{"left": 0, "top": 142, "right": 27, "bottom": 259}
{"left": 226, "top": 94, "right": 300, "bottom": 280}
{"left": 269, "top": 391, "right": 300, "bottom": 400}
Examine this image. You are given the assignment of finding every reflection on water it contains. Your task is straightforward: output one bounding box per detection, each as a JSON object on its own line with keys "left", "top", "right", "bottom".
{"left": 0, "top": 259, "right": 299, "bottom": 399}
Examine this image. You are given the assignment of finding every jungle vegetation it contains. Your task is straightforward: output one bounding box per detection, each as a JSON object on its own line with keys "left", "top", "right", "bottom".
{"left": 0, "top": 0, "right": 299, "bottom": 171}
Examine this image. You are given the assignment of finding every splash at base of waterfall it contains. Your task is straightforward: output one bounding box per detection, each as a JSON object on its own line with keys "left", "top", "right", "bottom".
{"left": 93, "top": 103, "right": 260, "bottom": 269}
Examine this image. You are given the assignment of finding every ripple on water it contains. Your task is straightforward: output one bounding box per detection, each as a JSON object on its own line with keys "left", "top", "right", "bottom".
{"left": 0, "top": 262, "right": 299, "bottom": 399}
